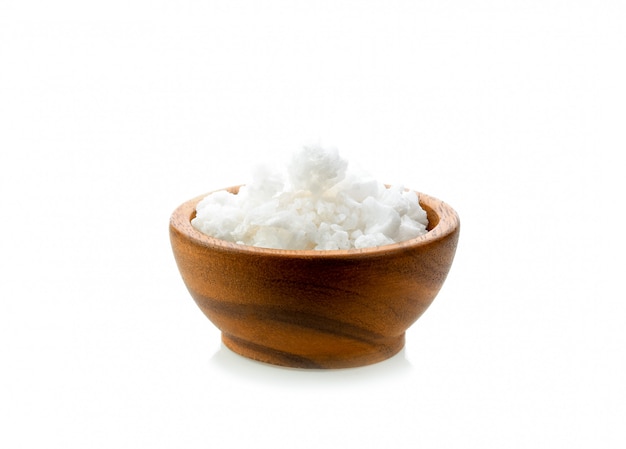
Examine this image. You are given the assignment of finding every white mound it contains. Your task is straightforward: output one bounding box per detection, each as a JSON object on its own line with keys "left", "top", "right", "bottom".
{"left": 192, "top": 145, "right": 428, "bottom": 250}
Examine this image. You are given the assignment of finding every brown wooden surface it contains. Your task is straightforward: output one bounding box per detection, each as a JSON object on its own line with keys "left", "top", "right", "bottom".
{"left": 170, "top": 187, "right": 460, "bottom": 369}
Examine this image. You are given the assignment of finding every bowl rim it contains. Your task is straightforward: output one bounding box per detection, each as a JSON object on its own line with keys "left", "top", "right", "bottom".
{"left": 170, "top": 185, "right": 459, "bottom": 259}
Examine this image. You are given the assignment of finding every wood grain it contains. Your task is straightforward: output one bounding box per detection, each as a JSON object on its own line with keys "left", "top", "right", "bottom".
{"left": 170, "top": 186, "right": 460, "bottom": 369}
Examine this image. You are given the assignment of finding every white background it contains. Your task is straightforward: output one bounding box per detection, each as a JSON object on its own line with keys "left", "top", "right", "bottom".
{"left": 1, "top": 1, "right": 625, "bottom": 448}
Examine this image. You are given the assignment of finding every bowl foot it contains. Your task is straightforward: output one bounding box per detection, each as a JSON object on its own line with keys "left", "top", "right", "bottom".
{"left": 221, "top": 332, "right": 405, "bottom": 369}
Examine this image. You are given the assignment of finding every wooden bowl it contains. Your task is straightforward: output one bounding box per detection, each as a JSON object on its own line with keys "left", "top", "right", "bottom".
{"left": 170, "top": 186, "right": 460, "bottom": 369}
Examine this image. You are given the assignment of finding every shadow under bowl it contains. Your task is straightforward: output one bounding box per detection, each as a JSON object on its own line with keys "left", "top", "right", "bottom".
{"left": 170, "top": 186, "right": 460, "bottom": 369}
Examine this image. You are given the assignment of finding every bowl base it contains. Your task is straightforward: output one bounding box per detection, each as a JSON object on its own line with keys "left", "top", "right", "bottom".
{"left": 221, "top": 332, "right": 405, "bottom": 369}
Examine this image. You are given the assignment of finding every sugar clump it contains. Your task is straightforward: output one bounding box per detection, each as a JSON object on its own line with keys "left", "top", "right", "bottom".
{"left": 192, "top": 145, "right": 429, "bottom": 250}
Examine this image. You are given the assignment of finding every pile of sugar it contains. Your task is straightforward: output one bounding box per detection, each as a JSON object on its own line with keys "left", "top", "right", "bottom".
{"left": 192, "top": 145, "right": 429, "bottom": 250}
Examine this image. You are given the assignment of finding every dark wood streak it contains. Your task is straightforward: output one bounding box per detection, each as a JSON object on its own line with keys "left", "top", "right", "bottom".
{"left": 196, "top": 294, "right": 390, "bottom": 345}
{"left": 222, "top": 333, "right": 324, "bottom": 369}
{"left": 269, "top": 277, "right": 361, "bottom": 303}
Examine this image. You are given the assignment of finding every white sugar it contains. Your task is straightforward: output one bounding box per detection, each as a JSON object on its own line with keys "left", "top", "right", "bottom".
{"left": 192, "top": 145, "right": 429, "bottom": 250}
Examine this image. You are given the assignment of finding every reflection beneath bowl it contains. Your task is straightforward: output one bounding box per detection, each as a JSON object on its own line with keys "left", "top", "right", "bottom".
{"left": 209, "top": 342, "right": 413, "bottom": 386}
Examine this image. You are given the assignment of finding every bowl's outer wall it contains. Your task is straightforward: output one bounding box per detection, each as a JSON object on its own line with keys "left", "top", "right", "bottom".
{"left": 169, "top": 191, "right": 459, "bottom": 368}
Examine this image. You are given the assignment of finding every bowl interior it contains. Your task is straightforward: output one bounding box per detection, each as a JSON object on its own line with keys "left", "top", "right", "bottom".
{"left": 184, "top": 185, "right": 444, "bottom": 254}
